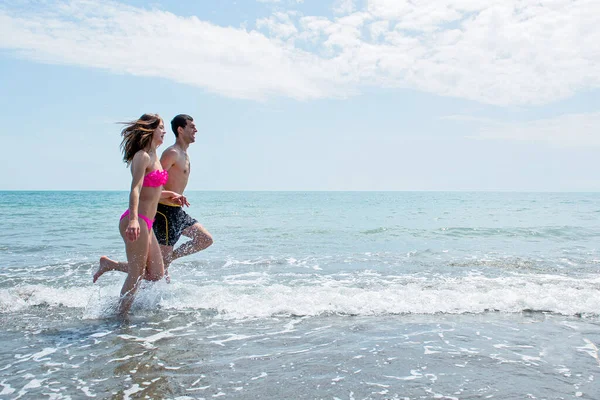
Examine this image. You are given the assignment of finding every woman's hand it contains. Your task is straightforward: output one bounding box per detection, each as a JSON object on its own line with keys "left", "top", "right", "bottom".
{"left": 126, "top": 219, "right": 141, "bottom": 241}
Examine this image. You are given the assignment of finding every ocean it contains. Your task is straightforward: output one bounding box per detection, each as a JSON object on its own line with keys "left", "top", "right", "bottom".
{"left": 0, "top": 191, "right": 599, "bottom": 399}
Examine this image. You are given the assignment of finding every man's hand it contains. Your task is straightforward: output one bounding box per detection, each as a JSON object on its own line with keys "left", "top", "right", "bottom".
{"left": 165, "top": 192, "right": 189, "bottom": 207}
{"left": 179, "top": 194, "right": 190, "bottom": 207}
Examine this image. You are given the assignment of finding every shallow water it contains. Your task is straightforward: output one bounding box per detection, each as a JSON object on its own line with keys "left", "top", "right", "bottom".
{"left": 1, "top": 191, "right": 600, "bottom": 398}
{"left": 1, "top": 310, "right": 599, "bottom": 399}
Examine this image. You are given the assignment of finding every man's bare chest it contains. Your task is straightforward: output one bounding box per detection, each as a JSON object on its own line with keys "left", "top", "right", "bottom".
{"left": 173, "top": 156, "right": 190, "bottom": 176}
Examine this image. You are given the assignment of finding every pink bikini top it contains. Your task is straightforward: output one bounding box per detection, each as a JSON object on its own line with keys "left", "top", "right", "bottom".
{"left": 143, "top": 169, "right": 168, "bottom": 187}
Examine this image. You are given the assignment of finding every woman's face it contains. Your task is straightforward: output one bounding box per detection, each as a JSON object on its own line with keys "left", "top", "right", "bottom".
{"left": 152, "top": 119, "right": 166, "bottom": 147}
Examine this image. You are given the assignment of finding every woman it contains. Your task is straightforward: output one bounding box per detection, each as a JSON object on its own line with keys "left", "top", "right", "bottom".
{"left": 96, "top": 113, "right": 184, "bottom": 317}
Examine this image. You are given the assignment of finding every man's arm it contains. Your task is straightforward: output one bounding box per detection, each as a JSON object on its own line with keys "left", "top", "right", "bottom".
{"left": 160, "top": 147, "right": 178, "bottom": 172}
{"left": 160, "top": 190, "right": 190, "bottom": 207}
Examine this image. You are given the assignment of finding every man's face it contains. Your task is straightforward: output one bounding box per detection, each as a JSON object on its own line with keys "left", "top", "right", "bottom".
{"left": 180, "top": 120, "right": 197, "bottom": 143}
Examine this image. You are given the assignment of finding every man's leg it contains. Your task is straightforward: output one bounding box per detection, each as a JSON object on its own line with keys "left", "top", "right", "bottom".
{"left": 153, "top": 205, "right": 173, "bottom": 278}
{"left": 171, "top": 222, "right": 213, "bottom": 262}
{"left": 160, "top": 244, "right": 175, "bottom": 282}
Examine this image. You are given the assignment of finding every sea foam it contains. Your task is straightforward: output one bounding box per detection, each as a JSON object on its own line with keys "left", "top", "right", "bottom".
{"left": 2, "top": 273, "right": 598, "bottom": 319}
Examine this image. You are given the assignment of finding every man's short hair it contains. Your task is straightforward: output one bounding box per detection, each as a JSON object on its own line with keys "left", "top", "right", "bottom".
{"left": 171, "top": 114, "right": 194, "bottom": 137}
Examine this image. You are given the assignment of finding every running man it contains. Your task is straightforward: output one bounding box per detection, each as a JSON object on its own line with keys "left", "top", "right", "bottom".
{"left": 153, "top": 114, "right": 213, "bottom": 280}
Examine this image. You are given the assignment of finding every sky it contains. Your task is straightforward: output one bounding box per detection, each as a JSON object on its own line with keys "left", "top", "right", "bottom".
{"left": 0, "top": 0, "right": 599, "bottom": 191}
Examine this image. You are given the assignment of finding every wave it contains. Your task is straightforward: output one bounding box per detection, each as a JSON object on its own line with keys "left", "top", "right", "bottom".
{"left": 1, "top": 273, "right": 599, "bottom": 319}
{"left": 358, "top": 225, "right": 600, "bottom": 240}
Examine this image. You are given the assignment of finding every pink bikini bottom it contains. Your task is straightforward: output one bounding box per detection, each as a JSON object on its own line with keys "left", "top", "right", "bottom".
{"left": 120, "top": 209, "right": 154, "bottom": 231}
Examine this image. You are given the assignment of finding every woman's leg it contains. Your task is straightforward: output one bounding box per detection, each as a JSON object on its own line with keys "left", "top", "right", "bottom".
{"left": 95, "top": 236, "right": 165, "bottom": 283}
{"left": 93, "top": 256, "right": 128, "bottom": 283}
{"left": 118, "top": 218, "right": 150, "bottom": 317}
{"left": 144, "top": 232, "right": 164, "bottom": 281}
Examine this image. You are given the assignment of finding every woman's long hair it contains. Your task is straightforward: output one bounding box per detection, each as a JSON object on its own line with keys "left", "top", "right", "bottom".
{"left": 120, "top": 113, "right": 162, "bottom": 165}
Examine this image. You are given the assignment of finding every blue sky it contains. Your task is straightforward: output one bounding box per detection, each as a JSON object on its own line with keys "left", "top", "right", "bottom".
{"left": 1, "top": 0, "right": 599, "bottom": 191}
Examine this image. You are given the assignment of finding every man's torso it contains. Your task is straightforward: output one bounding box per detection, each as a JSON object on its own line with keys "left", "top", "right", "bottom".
{"left": 162, "top": 145, "right": 191, "bottom": 206}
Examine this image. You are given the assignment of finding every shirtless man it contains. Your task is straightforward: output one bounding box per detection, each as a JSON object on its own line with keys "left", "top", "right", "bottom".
{"left": 153, "top": 114, "right": 213, "bottom": 280}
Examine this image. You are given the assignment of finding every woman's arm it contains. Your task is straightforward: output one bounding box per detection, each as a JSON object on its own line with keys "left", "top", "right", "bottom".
{"left": 126, "top": 152, "right": 150, "bottom": 241}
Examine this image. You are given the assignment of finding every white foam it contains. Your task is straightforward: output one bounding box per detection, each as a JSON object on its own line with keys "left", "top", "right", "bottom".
{"left": 108, "top": 351, "right": 147, "bottom": 363}
{"left": 250, "top": 372, "right": 267, "bottom": 380}
{"left": 0, "top": 381, "right": 15, "bottom": 396}
{"left": 89, "top": 331, "right": 112, "bottom": 338}
{"left": 32, "top": 348, "right": 57, "bottom": 362}
{"left": 17, "top": 378, "right": 45, "bottom": 398}
{"left": 3, "top": 273, "right": 600, "bottom": 320}
{"left": 579, "top": 339, "right": 600, "bottom": 366}
{"left": 123, "top": 384, "right": 143, "bottom": 400}
{"left": 143, "top": 330, "right": 177, "bottom": 343}
{"left": 157, "top": 273, "right": 600, "bottom": 319}
{"left": 0, "top": 285, "right": 97, "bottom": 312}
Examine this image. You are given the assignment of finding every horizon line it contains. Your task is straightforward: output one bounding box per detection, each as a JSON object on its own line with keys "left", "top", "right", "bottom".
{"left": 2, "top": 189, "right": 600, "bottom": 194}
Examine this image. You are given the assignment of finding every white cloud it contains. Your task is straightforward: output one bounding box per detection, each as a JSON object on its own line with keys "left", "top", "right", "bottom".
{"left": 0, "top": 1, "right": 340, "bottom": 100}
{"left": 256, "top": 11, "right": 298, "bottom": 40}
{"left": 1, "top": 0, "right": 599, "bottom": 105}
{"left": 333, "top": 0, "right": 355, "bottom": 15}
{"left": 448, "top": 112, "right": 600, "bottom": 147}
{"left": 367, "top": 0, "right": 486, "bottom": 27}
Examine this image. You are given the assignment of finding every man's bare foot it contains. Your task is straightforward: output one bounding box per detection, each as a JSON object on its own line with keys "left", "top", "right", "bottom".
{"left": 94, "top": 256, "right": 115, "bottom": 283}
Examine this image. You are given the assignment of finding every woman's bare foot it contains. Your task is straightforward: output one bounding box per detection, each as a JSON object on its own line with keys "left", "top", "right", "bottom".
{"left": 94, "top": 256, "right": 117, "bottom": 283}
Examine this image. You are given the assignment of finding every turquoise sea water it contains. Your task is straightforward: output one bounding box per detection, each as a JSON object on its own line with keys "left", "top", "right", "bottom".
{"left": 1, "top": 191, "right": 599, "bottom": 398}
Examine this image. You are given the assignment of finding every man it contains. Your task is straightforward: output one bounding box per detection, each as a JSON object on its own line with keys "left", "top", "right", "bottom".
{"left": 153, "top": 114, "right": 213, "bottom": 280}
